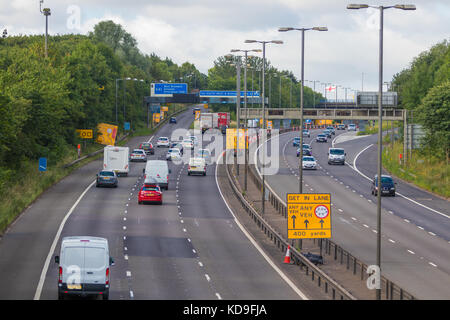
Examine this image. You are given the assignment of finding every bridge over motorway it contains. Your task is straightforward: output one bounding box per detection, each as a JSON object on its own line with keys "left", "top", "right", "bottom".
{"left": 239, "top": 107, "right": 406, "bottom": 121}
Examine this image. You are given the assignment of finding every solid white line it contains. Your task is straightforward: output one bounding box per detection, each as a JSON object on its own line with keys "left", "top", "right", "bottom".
{"left": 33, "top": 179, "right": 96, "bottom": 300}
{"left": 352, "top": 143, "right": 450, "bottom": 220}
{"left": 215, "top": 150, "right": 309, "bottom": 300}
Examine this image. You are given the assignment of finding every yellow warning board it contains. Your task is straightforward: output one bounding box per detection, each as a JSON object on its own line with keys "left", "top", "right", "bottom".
{"left": 76, "top": 129, "right": 93, "bottom": 139}
{"left": 95, "top": 123, "right": 117, "bottom": 146}
{"left": 153, "top": 113, "right": 161, "bottom": 123}
{"left": 195, "top": 110, "right": 201, "bottom": 120}
{"left": 161, "top": 106, "right": 169, "bottom": 112}
{"left": 287, "top": 193, "right": 331, "bottom": 239}
{"left": 226, "top": 128, "right": 247, "bottom": 150}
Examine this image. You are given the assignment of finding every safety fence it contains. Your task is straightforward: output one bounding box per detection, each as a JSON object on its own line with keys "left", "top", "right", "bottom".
{"left": 225, "top": 160, "right": 356, "bottom": 300}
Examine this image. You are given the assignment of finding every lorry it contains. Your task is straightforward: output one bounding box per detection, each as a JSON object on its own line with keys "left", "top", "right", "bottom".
{"left": 200, "top": 112, "right": 231, "bottom": 133}
{"left": 103, "top": 145, "right": 129, "bottom": 176}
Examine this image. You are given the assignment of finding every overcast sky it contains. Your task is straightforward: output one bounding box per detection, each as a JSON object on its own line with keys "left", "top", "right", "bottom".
{"left": 1, "top": 0, "right": 449, "bottom": 98}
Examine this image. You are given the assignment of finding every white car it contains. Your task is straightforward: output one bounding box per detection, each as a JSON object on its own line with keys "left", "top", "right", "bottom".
{"left": 166, "top": 148, "right": 182, "bottom": 161}
{"left": 188, "top": 158, "right": 206, "bottom": 176}
{"left": 182, "top": 139, "right": 194, "bottom": 149}
{"left": 157, "top": 137, "right": 170, "bottom": 147}
{"left": 195, "top": 148, "right": 212, "bottom": 164}
{"left": 302, "top": 156, "right": 317, "bottom": 170}
{"left": 347, "top": 124, "right": 357, "bottom": 131}
{"left": 130, "top": 149, "right": 147, "bottom": 162}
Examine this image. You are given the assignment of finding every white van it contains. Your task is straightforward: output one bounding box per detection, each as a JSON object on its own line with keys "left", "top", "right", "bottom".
{"left": 103, "top": 145, "right": 129, "bottom": 176}
{"left": 143, "top": 160, "right": 171, "bottom": 190}
{"left": 55, "top": 236, "right": 114, "bottom": 300}
{"left": 188, "top": 158, "right": 207, "bottom": 176}
{"left": 328, "top": 148, "right": 346, "bottom": 165}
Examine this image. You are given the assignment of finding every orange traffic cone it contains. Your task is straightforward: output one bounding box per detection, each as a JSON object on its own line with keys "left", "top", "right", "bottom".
{"left": 283, "top": 245, "right": 291, "bottom": 264}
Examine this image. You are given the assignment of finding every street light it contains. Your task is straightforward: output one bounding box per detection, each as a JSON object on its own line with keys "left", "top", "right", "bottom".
{"left": 278, "top": 26, "right": 327, "bottom": 194}
{"left": 347, "top": 3, "right": 416, "bottom": 300}
{"left": 115, "top": 77, "right": 144, "bottom": 125}
{"left": 230, "top": 48, "right": 261, "bottom": 190}
{"left": 245, "top": 39, "right": 283, "bottom": 216}
{"left": 39, "top": 0, "right": 51, "bottom": 58}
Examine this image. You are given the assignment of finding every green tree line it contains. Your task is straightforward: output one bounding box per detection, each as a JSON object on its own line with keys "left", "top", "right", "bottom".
{"left": 0, "top": 20, "right": 206, "bottom": 187}
{"left": 391, "top": 39, "right": 449, "bottom": 160}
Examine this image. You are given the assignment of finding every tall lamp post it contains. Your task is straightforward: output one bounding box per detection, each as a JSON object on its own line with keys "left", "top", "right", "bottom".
{"left": 230, "top": 49, "right": 262, "bottom": 191}
{"left": 245, "top": 39, "right": 283, "bottom": 215}
{"left": 39, "top": 0, "right": 51, "bottom": 58}
{"left": 278, "top": 26, "right": 328, "bottom": 194}
{"left": 347, "top": 3, "right": 416, "bottom": 300}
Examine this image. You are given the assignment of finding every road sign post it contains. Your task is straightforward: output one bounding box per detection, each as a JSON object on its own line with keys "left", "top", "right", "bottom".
{"left": 38, "top": 157, "right": 47, "bottom": 172}
{"left": 287, "top": 193, "right": 331, "bottom": 240}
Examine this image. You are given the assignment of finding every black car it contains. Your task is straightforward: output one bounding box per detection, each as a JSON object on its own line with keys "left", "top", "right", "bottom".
{"left": 169, "top": 117, "right": 177, "bottom": 124}
{"left": 221, "top": 125, "right": 227, "bottom": 135}
{"left": 96, "top": 171, "right": 118, "bottom": 188}
{"left": 371, "top": 175, "right": 396, "bottom": 196}
{"left": 139, "top": 142, "right": 154, "bottom": 155}
{"left": 326, "top": 126, "right": 335, "bottom": 135}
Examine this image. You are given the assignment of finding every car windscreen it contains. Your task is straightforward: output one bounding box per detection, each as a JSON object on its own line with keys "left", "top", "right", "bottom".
{"left": 100, "top": 171, "right": 114, "bottom": 176}
{"left": 318, "top": 135, "right": 325, "bottom": 137}
{"left": 330, "top": 149, "right": 344, "bottom": 155}
{"left": 143, "top": 186, "right": 159, "bottom": 191}
{"left": 133, "top": 150, "right": 144, "bottom": 154}
{"left": 303, "top": 157, "right": 315, "bottom": 162}
{"left": 381, "top": 177, "right": 393, "bottom": 184}
{"left": 159, "top": 137, "right": 168, "bottom": 141}
{"left": 141, "top": 143, "right": 150, "bottom": 147}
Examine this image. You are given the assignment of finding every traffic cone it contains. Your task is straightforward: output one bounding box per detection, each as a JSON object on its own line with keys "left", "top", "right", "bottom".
{"left": 283, "top": 245, "right": 291, "bottom": 264}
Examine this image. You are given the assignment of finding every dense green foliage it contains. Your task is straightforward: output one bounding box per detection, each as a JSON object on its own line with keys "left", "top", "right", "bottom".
{"left": 0, "top": 20, "right": 205, "bottom": 193}
{"left": 391, "top": 39, "right": 449, "bottom": 160}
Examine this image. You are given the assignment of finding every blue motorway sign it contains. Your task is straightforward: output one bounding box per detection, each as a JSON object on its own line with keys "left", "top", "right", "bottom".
{"left": 39, "top": 157, "right": 47, "bottom": 172}
{"left": 152, "top": 83, "right": 187, "bottom": 95}
{"left": 124, "top": 122, "right": 130, "bottom": 131}
{"left": 199, "top": 90, "right": 260, "bottom": 97}
{"left": 150, "top": 104, "right": 161, "bottom": 113}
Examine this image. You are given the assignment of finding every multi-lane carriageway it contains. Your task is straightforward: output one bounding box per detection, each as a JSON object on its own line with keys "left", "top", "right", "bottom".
{"left": 0, "top": 104, "right": 448, "bottom": 300}
{"left": 0, "top": 106, "right": 306, "bottom": 300}
{"left": 258, "top": 128, "right": 450, "bottom": 299}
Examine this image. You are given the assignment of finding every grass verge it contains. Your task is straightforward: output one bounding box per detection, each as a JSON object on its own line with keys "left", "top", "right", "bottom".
{"left": 382, "top": 140, "right": 449, "bottom": 199}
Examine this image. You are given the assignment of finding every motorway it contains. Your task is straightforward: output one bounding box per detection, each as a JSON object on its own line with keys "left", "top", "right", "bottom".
{"left": 0, "top": 106, "right": 304, "bottom": 300}
{"left": 257, "top": 128, "right": 450, "bottom": 299}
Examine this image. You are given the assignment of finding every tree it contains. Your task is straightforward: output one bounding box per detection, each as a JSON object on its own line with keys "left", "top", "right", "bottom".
{"left": 415, "top": 81, "right": 450, "bottom": 160}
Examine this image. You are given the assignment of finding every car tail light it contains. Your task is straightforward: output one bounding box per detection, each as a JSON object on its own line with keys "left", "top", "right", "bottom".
{"left": 167, "top": 175, "right": 169, "bottom": 182}
{"left": 188, "top": 165, "right": 191, "bottom": 170}
{"left": 106, "top": 268, "right": 110, "bottom": 285}
{"left": 58, "top": 267, "right": 62, "bottom": 284}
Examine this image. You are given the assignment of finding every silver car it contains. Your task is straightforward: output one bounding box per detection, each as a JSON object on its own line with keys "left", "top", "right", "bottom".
{"left": 96, "top": 170, "right": 118, "bottom": 188}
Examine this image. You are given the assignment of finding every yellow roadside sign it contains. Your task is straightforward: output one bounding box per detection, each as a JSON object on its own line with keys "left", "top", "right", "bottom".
{"left": 76, "top": 129, "right": 93, "bottom": 139}
{"left": 95, "top": 123, "right": 118, "bottom": 146}
{"left": 267, "top": 121, "right": 273, "bottom": 129}
{"left": 226, "top": 128, "right": 247, "bottom": 149}
{"left": 287, "top": 193, "right": 331, "bottom": 239}
{"left": 204, "top": 104, "right": 208, "bottom": 109}
{"left": 195, "top": 110, "right": 201, "bottom": 120}
{"left": 153, "top": 113, "right": 161, "bottom": 123}
{"left": 161, "top": 106, "right": 169, "bottom": 112}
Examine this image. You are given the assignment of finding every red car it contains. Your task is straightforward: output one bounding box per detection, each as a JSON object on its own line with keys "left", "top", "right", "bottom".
{"left": 138, "top": 181, "right": 162, "bottom": 205}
